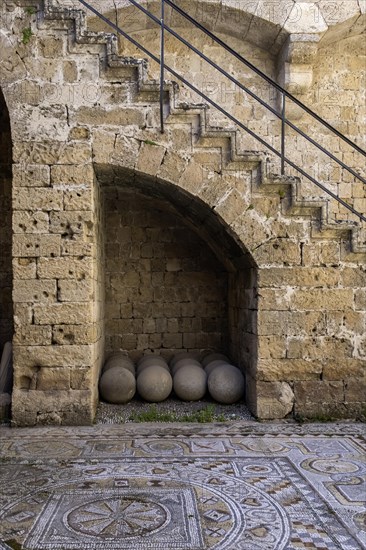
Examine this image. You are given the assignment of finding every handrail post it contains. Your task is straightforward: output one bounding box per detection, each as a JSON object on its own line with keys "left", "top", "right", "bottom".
{"left": 160, "top": 0, "right": 165, "bottom": 133}
{"left": 281, "top": 92, "right": 285, "bottom": 175}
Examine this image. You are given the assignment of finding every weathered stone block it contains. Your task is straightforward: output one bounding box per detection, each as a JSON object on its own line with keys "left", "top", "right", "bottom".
{"left": 291, "top": 289, "right": 354, "bottom": 311}
{"left": 13, "top": 141, "right": 91, "bottom": 165}
{"left": 57, "top": 279, "right": 94, "bottom": 302}
{"left": 294, "top": 380, "right": 344, "bottom": 407}
{"left": 287, "top": 337, "right": 353, "bottom": 360}
{"left": 75, "top": 106, "right": 145, "bottom": 126}
{"left": 51, "top": 164, "right": 94, "bottom": 185}
{"left": 254, "top": 240, "right": 301, "bottom": 266}
{"left": 255, "top": 381, "right": 294, "bottom": 419}
{"left": 13, "top": 211, "right": 49, "bottom": 234}
{"left": 354, "top": 289, "right": 366, "bottom": 310}
{"left": 37, "top": 257, "right": 92, "bottom": 279}
{"left": 13, "top": 279, "right": 57, "bottom": 303}
{"left": 39, "top": 36, "right": 64, "bottom": 58}
{"left": 52, "top": 324, "right": 99, "bottom": 345}
{"left": 63, "top": 60, "right": 78, "bottom": 82}
{"left": 14, "top": 344, "right": 93, "bottom": 368}
{"left": 37, "top": 367, "right": 70, "bottom": 391}
{"left": 11, "top": 388, "right": 94, "bottom": 426}
{"left": 13, "top": 188, "right": 63, "bottom": 211}
{"left": 70, "top": 367, "right": 93, "bottom": 390}
{"left": 69, "top": 126, "right": 90, "bottom": 141}
{"left": 34, "top": 303, "right": 92, "bottom": 325}
{"left": 135, "top": 142, "right": 166, "bottom": 176}
{"left": 322, "top": 359, "right": 366, "bottom": 381}
{"left": 13, "top": 234, "right": 61, "bottom": 257}
{"left": 12, "top": 164, "right": 50, "bottom": 187}
{"left": 257, "top": 358, "right": 323, "bottom": 381}
{"left": 13, "top": 258, "right": 37, "bottom": 279}
{"left": 257, "top": 310, "right": 327, "bottom": 337}
{"left": 344, "top": 379, "right": 366, "bottom": 402}
{"left": 63, "top": 188, "right": 94, "bottom": 211}
{"left": 13, "top": 325, "right": 52, "bottom": 346}
{"left": 13, "top": 304, "right": 33, "bottom": 327}
{"left": 258, "top": 267, "right": 340, "bottom": 288}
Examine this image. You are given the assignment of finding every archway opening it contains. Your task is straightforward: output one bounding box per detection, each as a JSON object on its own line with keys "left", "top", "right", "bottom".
{"left": 0, "top": 89, "right": 13, "bottom": 356}
{"left": 96, "top": 166, "right": 258, "bottom": 413}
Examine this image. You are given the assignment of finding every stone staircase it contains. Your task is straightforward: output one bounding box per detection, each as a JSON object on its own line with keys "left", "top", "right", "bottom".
{"left": 32, "top": 0, "right": 365, "bottom": 259}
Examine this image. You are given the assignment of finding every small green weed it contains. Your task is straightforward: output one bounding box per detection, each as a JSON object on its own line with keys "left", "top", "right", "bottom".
{"left": 129, "top": 404, "right": 226, "bottom": 423}
{"left": 278, "top": 189, "right": 286, "bottom": 199}
{"left": 144, "top": 139, "right": 159, "bottom": 146}
{"left": 21, "top": 27, "right": 33, "bottom": 45}
{"left": 129, "top": 405, "right": 175, "bottom": 422}
{"left": 25, "top": 6, "right": 36, "bottom": 15}
{"left": 294, "top": 412, "right": 340, "bottom": 423}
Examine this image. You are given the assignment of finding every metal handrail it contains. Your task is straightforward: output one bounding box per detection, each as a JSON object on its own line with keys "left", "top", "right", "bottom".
{"left": 125, "top": 0, "right": 366, "bottom": 185}
{"left": 77, "top": 0, "right": 366, "bottom": 222}
{"left": 164, "top": 0, "right": 366, "bottom": 159}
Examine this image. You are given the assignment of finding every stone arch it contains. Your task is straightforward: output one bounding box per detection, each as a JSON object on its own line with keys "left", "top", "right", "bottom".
{"left": 87, "top": 0, "right": 364, "bottom": 55}
{"left": 0, "top": 87, "right": 13, "bottom": 355}
{"left": 88, "top": 0, "right": 290, "bottom": 54}
{"left": 94, "top": 158, "right": 259, "bottom": 409}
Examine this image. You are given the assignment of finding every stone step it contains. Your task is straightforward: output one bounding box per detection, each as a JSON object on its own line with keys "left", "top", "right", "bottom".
{"left": 35, "top": 0, "right": 365, "bottom": 258}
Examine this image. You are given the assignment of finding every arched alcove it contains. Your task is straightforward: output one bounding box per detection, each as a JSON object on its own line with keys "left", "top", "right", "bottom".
{"left": 96, "top": 165, "right": 258, "bottom": 405}
{"left": 0, "top": 88, "right": 13, "bottom": 355}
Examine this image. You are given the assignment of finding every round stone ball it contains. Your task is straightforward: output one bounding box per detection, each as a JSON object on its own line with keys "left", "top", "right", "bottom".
{"left": 170, "top": 352, "right": 200, "bottom": 368}
{"left": 137, "top": 366, "right": 173, "bottom": 402}
{"left": 103, "top": 355, "right": 135, "bottom": 375}
{"left": 137, "top": 357, "right": 169, "bottom": 376}
{"left": 208, "top": 365, "right": 245, "bottom": 404}
{"left": 202, "top": 352, "right": 229, "bottom": 368}
{"left": 99, "top": 366, "right": 136, "bottom": 404}
{"left": 137, "top": 354, "right": 167, "bottom": 368}
{"left": 204, "top": 360, "right": 234, "bottom": 376}
{"left": 173, "top": 365, "right": 207, "bottom": 402}
{"left": 105, "top": 351, "right": 134, "bottom": 366}
{"left": 171, "top": 358, "right": 202, "bottom": 377}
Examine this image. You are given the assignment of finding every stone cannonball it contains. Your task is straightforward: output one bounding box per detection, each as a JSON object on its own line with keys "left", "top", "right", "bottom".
{"left": 106, "top": 351, "right": 134, "bottom": 366}
{"left": 103, "top": 355, "right": 135, "bottom": 375}
{"left": 137, "top": 365, "right": 173, "bottom": 402}
{"left": 137, "top": 356, "right": 169, "bottom": 376}
{"left": 173, "top": 365, "right": 207, "bottom": 401}
{"left": 204, "top": 360, "right": 234, "bottom": 376}
{"left": 208, "top": 365, "right": 245, "bottom": 404}
{"left": 137, "top": 354, "right": 167, "bottom": 368}
{"left": 201, "top": 352, "right": 229, "bottom": 368}
{"left": 170, "top": 352, "right": 200, "bottom": 368}
{"left": 171, "top": 358, "right": 202, "bottom": 377}
{"left": 99, "top": 366, "right": 136, "bottom": 404}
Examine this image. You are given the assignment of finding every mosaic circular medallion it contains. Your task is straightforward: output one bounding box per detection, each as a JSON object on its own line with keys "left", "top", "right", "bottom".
{"left": 301, "top": 458, "right": 360, "bottom": 474}
{"left": 244, "top": 441, "right": 287, "bottom": 453}
{"left": 65, "top": 497, "right": 169, "bottom": 537}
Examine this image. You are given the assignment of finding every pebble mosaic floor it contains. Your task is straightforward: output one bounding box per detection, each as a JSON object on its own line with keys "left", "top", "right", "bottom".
{"left": 0, "top": 422, "right": 365, "bottom": 549}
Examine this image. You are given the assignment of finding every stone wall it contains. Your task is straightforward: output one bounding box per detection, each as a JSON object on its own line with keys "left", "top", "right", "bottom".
{"left": 0, "top": 0, "right": 364, "bottom": 424}
{"left": 104, "top": 188, "right": 229, "bottom": 361}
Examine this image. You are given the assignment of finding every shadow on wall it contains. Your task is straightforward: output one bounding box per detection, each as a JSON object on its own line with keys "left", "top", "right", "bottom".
{"left": 0, "top": 88, "right": 13, "bottom": 355}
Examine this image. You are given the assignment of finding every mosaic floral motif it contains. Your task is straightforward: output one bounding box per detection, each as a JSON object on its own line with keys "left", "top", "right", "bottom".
{"left": 66, "top": 497, "right": 168, "bottom": 537}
